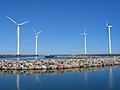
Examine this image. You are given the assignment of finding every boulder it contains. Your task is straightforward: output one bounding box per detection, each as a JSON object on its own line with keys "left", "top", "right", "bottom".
{"left": 41, "top": 65, "right": 47, "bottom": 69}
{"left": 48, "top": 65, "right": 57, "bottom": 69}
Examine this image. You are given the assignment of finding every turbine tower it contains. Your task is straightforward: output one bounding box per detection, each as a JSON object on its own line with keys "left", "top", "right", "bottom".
{"left": 106, "top": 22, "right": 112, "bottom": 54}
{"left": 80, "top": 28, "right": 87, "bottom": 54}
{"left": 7, "top": 16, "right": 29, "bottom": 55}
{"left": 32, "top": 28, "right": 42, "bottom": 55}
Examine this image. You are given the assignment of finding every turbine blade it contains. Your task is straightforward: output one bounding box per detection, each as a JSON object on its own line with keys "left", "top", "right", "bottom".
{"left": 7, "top": 16, "right": 18, "bottom": 25}
{"left": 37, "top": 31, "right": 42, "bottom": 34}
{"left": 19, "top": 21, "right": 29, "bottom": 25}
{"left": 84, "top": 28, "right": 86, "bottom": 34}
{"left": 32, "top": 28, "right": 37, "bottom": 33}
{"left": 80, "top": 33, "right": 84, "bottom": 35}
{"left": 106, "top": 22, "right": 109, "bottom": 27}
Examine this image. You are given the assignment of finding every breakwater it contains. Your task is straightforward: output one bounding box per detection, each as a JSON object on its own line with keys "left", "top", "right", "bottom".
{"left": 0, "top": 56, "right": 120, "bottom": 70}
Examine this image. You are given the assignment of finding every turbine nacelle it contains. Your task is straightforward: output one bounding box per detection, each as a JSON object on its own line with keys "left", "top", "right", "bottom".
{"left": 106, "top": 22, "right": 112, "bottom": 29}
{"left": 84, "top": 33, "right": 87, "bottom": 36}
{"left": 36, "top": 31, "right": 42, "bottom": 35}
{"left": 80, "top": 28, "right": 87, "bottom": 36}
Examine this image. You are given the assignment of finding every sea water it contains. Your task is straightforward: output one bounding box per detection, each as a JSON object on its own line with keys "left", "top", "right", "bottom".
{"left": 0, "top": 66, "right": 120, "bottom": 90}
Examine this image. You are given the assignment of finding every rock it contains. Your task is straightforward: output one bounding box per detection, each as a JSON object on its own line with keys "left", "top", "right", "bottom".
{"left": 34, "top": 65, "right": 41, "bottom": 70}
{"left": 114, "top": 61, "right": 119, "bottom": 65}
{"left": 48, "top": 65, "right": 57, "bottom": 69}
{"left": 63, "top": 64, "right": 72, "bottom": 69}
{"left": 28, "top": 66, "right": 34, "bottom": 69}
{"left": 57, "top": 64, "right": 64, "bottom": 69}
{"left": 34, "top": 61, "right": 42, "bottom": 65}
{"left": 41, "top": 65, "right": 47, "bottom": 69}
{"left": 79, "top": 62, "right": 84, "bottom": 67}
{"left": 21, "top": 67, "right": 28, "bottom": 70}
{"left": 70, "top": 63, "right": 79, "bottom": 68}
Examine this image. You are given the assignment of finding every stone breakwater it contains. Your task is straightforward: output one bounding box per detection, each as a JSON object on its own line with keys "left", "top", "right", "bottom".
{"left": 0, "top": 56, "right": 120, "bottom": 70}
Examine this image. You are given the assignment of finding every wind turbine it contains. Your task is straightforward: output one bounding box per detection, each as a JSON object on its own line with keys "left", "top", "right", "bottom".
{"left": 32, "top": 28, "right": 42, "bottom": 55}
{"left": 106, "top": 22, "right": 112, "bottom": 54}
{"left": 7, "top": 16, "right": 29, "bottom": 55}
{"left": 80, "top": 28, "right": 87, "bottom": 54}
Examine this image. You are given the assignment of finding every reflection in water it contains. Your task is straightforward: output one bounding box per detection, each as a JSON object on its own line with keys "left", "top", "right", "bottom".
{"left": 108, "top": 68, "right": 113, "bottom": 90}
{"left": 17, "top": 56, "right": 20, "bottom": 90}
{"left": 16, "top": 74, "right": 20, "bottom": 90}
{"left": 84, "top": 72, "right": 88, "bottom": 82}
{"left": 0, "top": 66, "right": 106, "bottom": 75}
{"left": 35, "top": 75, "right": 39, "bottom": 81}
{"left": 35, "top": 74, "right": 42, "bottom": 85}
{"left": 0, "top": 66, "right": 118, "bottom": 90}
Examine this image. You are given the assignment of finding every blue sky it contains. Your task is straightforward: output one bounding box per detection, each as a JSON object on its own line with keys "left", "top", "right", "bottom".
{"left": 0, "top": 0, "right": 120, "bottom": 54}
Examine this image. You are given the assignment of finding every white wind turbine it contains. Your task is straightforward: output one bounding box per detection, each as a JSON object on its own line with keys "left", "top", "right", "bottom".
{"left": 106, "top": 22, "right": 112, "bottom": 54}
{"left": 80, "top": 28, "right": 87, "bottom": 54}
{"left": 7, "top": 16, "right": 29, "bottom": 55}
{"left": 32, "top": 28, "right": 42, "bottom": 55}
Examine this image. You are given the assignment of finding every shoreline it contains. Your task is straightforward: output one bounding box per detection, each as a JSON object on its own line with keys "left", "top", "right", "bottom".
{"left": 0, "top": 56, "right": 120, "bottom": 70}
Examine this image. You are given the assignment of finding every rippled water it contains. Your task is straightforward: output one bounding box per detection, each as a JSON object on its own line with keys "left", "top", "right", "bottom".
{"left": 0, "top": 66, "right": 120, "bottom": 90}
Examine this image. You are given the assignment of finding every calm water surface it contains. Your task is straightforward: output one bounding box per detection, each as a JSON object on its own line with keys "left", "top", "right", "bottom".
{"left": 0, "top": 66, "right": 120, "bottom": 90}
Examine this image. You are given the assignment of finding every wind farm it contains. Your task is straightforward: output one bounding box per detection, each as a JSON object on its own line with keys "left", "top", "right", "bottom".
{"left": 0, "top": 16, "right": 119, "bottom": 60}
{"left": 0, "top": 15, "right": 120, "bottom": 68}
{"left": 0, "top": 0, "right": 120, "bottom": 90}
{"left": 0, "top": 16, "right": 116, "bottom": 57}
